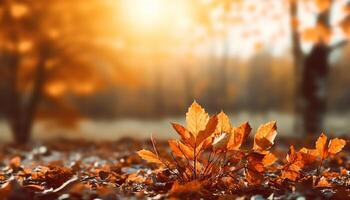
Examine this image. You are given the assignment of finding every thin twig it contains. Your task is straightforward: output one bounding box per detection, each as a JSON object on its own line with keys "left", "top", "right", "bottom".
{"left": 202, "top": 153, "right": 216, "bottom": 178}
{"left": 200, "top": 151, "right": 213, "bottom": 178}
{"left": 203, "top": 153, "right": 223, "bottom": 178}
{"left": 177, "top": 142, "right": 195, "bottom": 174}
{"left": 194, "top": 142, "right": 197, "bottom": 179}
{"left": 151, "top": 134, "right": 160, "bottom": 158}
{"left": 170, "top": 152, "right": 189, "bottom": 181}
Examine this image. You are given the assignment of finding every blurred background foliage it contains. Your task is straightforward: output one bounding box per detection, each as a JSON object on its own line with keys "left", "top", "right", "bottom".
{"left": 0, "top": 0, "right": 350, "bottom": 143}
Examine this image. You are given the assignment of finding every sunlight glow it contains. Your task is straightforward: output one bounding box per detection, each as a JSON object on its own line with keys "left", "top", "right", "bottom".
{"left": 115, "top": 0, "right": 345, "bottom": 59}
{"left": 121, "top": 0, "right": 165, "bottom": 30}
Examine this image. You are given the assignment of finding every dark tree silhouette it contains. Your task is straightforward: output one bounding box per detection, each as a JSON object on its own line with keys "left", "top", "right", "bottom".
{"left": 0, "top": 0, "right": 121, "bottom": 144}
{"left": 290, "top": 0, "right": 348, "bottom": 135}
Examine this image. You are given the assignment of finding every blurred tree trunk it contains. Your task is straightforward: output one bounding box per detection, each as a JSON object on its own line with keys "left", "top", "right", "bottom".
{"left": 300, "top": 43, "right": 330, "bottom": 135}
{"left": 290, "top": 0, "right": 346, "bottom": 135}
{"left": 290, "top": 0, "right": 304, "bottom": 135}
{"left": 3, "top": 2, "right": 48, "bottom": 144}
{"left": 8, "top": 45, "right": 48, "bottom": 144}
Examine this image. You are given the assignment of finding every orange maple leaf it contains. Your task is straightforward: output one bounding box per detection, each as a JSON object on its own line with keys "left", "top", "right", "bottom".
{"left": 316, "top": 133, "right": 346, "bottom": 160}
{"left": 281, "top": 146, "right": 304, "bottom": 181}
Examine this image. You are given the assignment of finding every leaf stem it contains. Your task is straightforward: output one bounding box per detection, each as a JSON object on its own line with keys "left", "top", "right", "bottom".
{"left": 194, "top": 142, "right": 197, "bottom": 179}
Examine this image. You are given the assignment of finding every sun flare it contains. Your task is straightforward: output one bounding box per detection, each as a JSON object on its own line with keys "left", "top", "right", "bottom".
{"left": 120, "top": 0, "right": 165, "bottom": 30}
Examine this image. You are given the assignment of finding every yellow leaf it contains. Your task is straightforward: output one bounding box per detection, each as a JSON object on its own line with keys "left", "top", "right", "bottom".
{"left": 253, "top": 121, "right": 277, "bottom": 152}
{"left": 215, "top": 111, "right": 231, "bottom": 135}
{"left": 137, "top": 150, "right": 162, "bottom": 164}
{"left": 186, "top": 101, "right": 209, "bottom": 136}
{"left": 328, "top": 138, "right": 346, "bottom": 155}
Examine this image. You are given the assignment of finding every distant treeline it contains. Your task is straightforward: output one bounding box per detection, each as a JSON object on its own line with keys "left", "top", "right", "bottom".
{"left": 1, "top": 50, "right": 350, "bottom": 121}
{"left": 70, "top": 49, "right": 350, "bottom": 119}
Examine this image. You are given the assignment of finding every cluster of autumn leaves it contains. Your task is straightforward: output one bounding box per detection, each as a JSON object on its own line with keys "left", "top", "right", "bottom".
{"left": 138, "top": 101, "right": 347, "bottom": 186}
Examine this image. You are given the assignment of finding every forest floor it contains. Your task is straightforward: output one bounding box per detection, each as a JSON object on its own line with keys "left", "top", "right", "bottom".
{"left": 1, "top": 112, "right": 350, "bottom": 142}
{"left": 0, "top": 137, "right": 349, "bottom": 200}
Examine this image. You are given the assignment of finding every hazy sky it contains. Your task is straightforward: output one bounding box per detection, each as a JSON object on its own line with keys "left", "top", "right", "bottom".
{"left": 112, "top": 0, "right": 349, "bottom": 59}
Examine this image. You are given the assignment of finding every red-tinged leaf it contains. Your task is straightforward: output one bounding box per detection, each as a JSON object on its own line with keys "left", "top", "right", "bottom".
{"left": 316, "top": 133, "right": 328, "bottom": 160}
{"left": 328, "top": 138, "right": 346, "bottom": 155}
{"left": 137, "top": 150, "right": 162, "bottom": 164}
{"left": 171, "top": 123, "right": 194, "bottom": 147}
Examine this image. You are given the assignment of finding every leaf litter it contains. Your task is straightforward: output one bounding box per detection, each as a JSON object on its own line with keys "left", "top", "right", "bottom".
{"left": 0, "top": 102, "right": 349, "bottom": 199}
